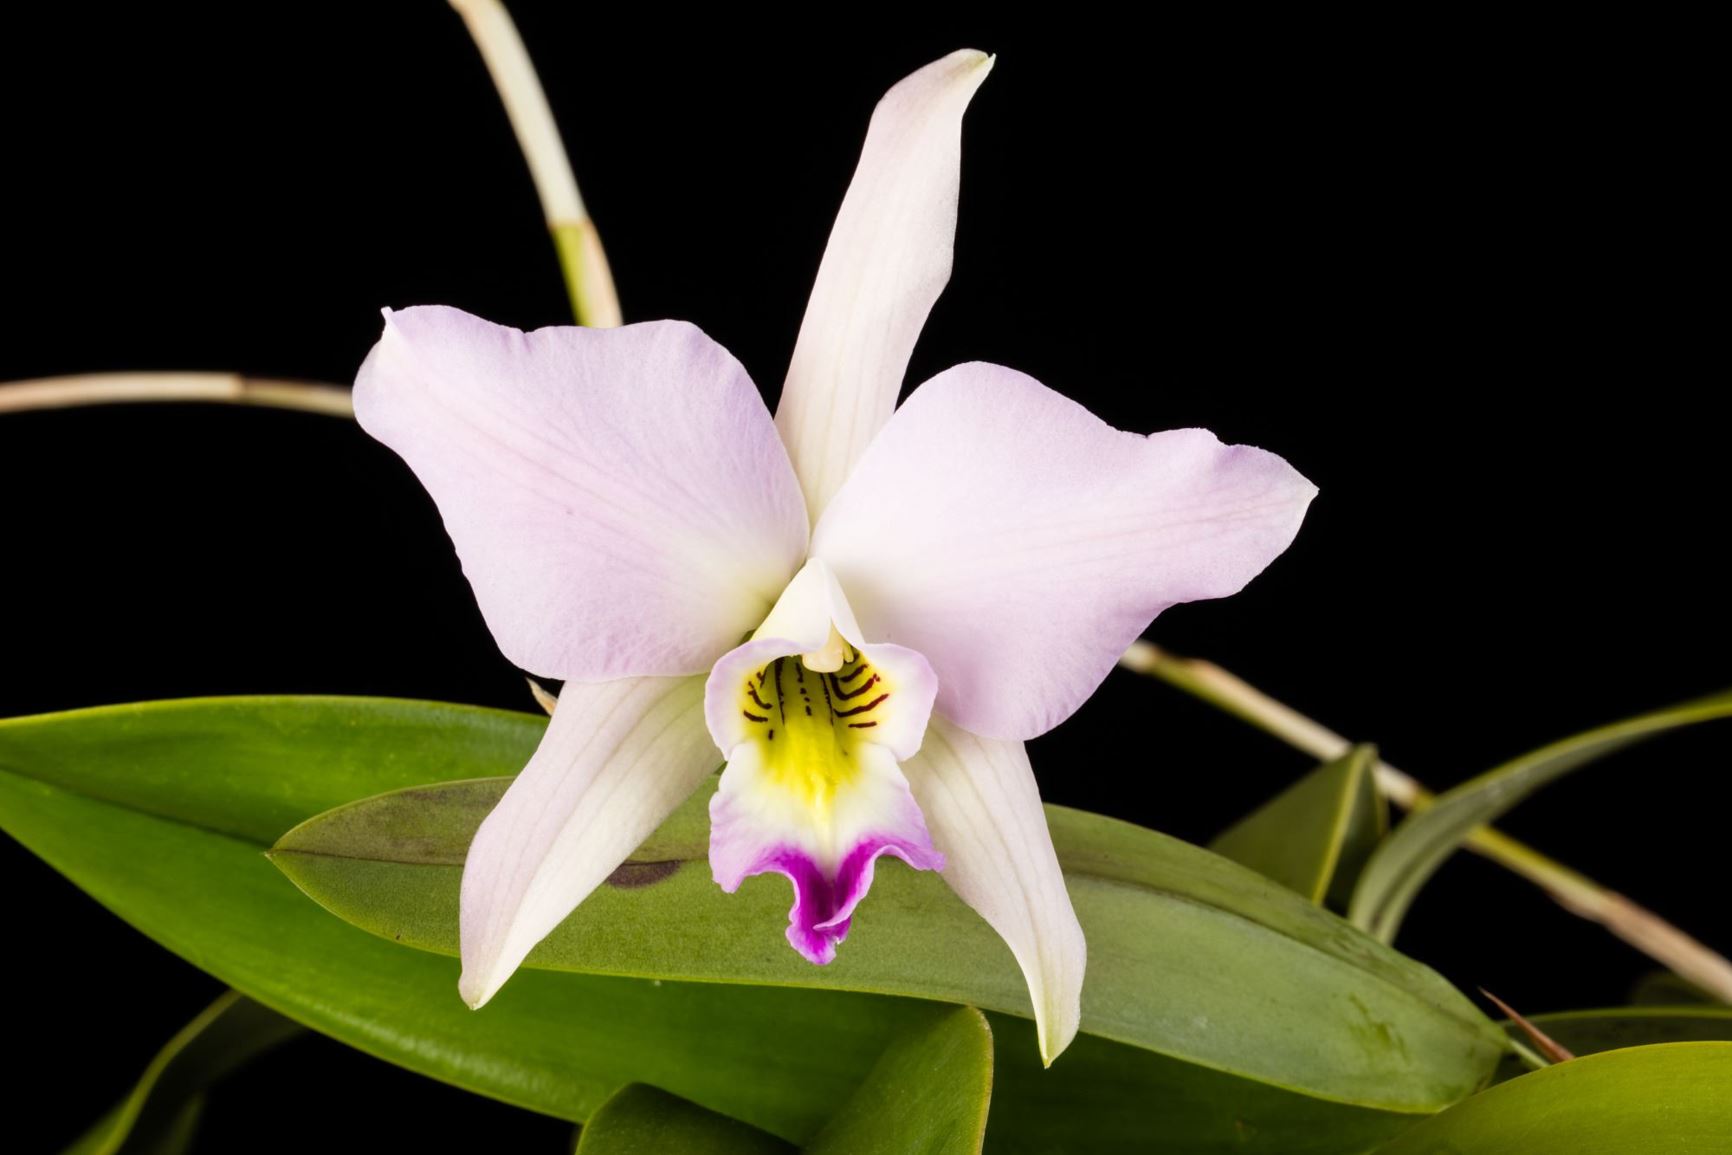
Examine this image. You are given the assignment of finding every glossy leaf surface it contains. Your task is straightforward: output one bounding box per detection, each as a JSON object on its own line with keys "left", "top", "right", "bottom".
{"left": 573, "top": 1085, "right": 793, "bottom": 1155}
{"left": 0, "top": 699, "right": 928, "bottom": 1141}
{"left": 1375, "top": 1042, "right": 1732, "bottom": 1154}
{"left": 1490, "top": 1006, "right": 1732, "bottom": 1082}
{"left": 806, "top": 1007, "right": 993, "bottom": 1155}
{"left": 1, "top": 697, "right": 1501, "bottom": 1148}
{"left": 274, "top": 769, "right": 1502, "bottom": 1112}
{"left": 1210, "top": 744, "right": 1384, "bottom": 906}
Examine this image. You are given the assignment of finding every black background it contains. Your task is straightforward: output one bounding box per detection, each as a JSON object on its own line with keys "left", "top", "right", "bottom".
{"left": 3, "top": 6, "right": 1723, "bottom": 1152}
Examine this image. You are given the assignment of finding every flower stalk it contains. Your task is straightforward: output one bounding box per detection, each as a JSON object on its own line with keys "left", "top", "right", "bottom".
{"left": 0, "top": 373, "right": 353, "bottom": 418}
{"left": 1118, "top": 641, "right": 1732, "bottom": 1003}
{"left": 448, "top": 0, "right": 621, "bottom": 328}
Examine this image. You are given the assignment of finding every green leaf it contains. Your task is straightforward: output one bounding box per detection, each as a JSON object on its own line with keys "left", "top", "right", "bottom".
{"left": 62, "top": 1102, "right": 201, "bottom": 1155}
{"left": 0, "top": 698, "right": 935, "bottom": 1142}
{"left": 271, "top": 772, "right": 1501, "bottom": 1115}
{"left": 573, "top": 1086, "right": 793, "bottom": 1155}
{"left": 1209, "top": 744, "right": 1385, "bottom": 907}
{"left": 0, "top": 697, "right": 1499, "bottom": 1149}
{"left": 1373, "top": 1042, "right": 1732, "bottom": 1153}
{"left": 807, "top": 1007, "right": 993, "bottom": 1155}
{"left": 1491, "top": 1006, "right": 1732, "bottom": 1082}
{"left": 1629, "top": 970, "right": 1722, "bottom": 1006}
{"left": 574, "top": 1009, "right": 994, "bottom": 1155}
{"left": 59, "top": 990, "right": 302, "bottom": 1155}
{"left": 983, "top": 1014, "right": 1432, "bottom": 1154}
{"left": 1349, "top": 690, "right": 1732, "bottom": 942}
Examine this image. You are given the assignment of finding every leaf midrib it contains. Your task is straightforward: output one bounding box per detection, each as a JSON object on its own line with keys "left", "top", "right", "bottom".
{"left": 0, "top": 758, "right": 277, "bottom": 849}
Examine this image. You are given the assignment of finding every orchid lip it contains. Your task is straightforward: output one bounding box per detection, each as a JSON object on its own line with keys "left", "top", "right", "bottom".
{"left": 705, "top": 561, "right": 943, "bottom": 964}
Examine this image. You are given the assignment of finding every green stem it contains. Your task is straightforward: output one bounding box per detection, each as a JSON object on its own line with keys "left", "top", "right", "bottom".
{"left": 1506, "top": 1037, "right": 1550, "bottom": 1072}
{"left": 450, "top": 0, "right": 621, "bottom": 327}
{"left": 1118, "top": 641, "right": 1732, "bottom": 1003}
{"left": 551, "top": 220, "right": 622, "bottom": 329}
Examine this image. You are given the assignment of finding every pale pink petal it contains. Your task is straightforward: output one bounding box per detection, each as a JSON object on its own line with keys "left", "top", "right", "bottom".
{"left": 354, "top": 306, "right": 808, "bottom": 680}
{"left": 774, "top": 50, "right": 994, "bottom": 521}
{"left": 710, "top": 742, "right": 942, "bottom": 964}
{"left": 458, "top": 675, "right": 715, "bottom": 1008}
{"left": 811, "top": 362, "right": 1316, "bottom": 740}
{"left": 902, "top": 714, "right": 1085, "bottom": 1065}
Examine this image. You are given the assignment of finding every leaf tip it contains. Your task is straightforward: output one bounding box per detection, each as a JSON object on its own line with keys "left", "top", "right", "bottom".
{"left": 1480, "top": 987, "right": 1575, "bottom": 1065}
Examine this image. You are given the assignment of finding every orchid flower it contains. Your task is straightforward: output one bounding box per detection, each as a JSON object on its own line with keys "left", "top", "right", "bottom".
{"left": 352, "top": 49, "right": 1315, "bottom": 1064}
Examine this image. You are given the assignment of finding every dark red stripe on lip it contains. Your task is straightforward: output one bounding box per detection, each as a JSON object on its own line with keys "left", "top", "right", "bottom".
{"left": 846, "top": 721, "right": 877, "bottom": 729}
{"left": 742, "top": 710, "right": 767, "bottom": 723}
{"left": 834, "top": 693, "right": 889, "bottom": 717}
{"left": 829, "top": 672, "right": 881, "bottom": 700}
{"left": 746, "top": 684, "right": 772, "bottom": 710}
{"left": 837, "top": 662, "right": 872, "bottom": 684}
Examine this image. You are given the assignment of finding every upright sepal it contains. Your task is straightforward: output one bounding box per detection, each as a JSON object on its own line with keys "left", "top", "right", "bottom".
{"left": 775, "top": 50, "right": 993, "bottom": 520}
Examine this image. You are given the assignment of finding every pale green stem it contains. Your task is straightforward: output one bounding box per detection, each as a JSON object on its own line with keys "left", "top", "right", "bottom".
{"left": 449, "top": 0, "right": 621, "bottom": 327}
{"left": 1506, "top": 1037, "right": 1550, "bottom": 1071}
{"left": 1118, "top": 641, "right": 1732, "bottom": 1003}
{"left": 0, "top": 373, "right": 353, "bottom": 417}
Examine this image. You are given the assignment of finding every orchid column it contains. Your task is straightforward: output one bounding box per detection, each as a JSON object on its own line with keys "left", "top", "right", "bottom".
{"left": 352, "top": 49, "right": 1315, "bottom": 1065}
